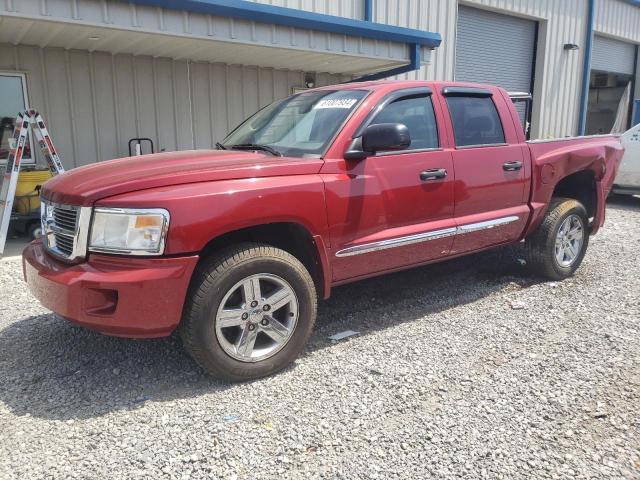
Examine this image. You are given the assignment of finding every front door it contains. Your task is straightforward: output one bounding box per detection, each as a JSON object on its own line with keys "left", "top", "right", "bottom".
{"left": 323, "top": 90, "right": 456, "bottom": 282}
{"left": 440, "top": 87, "right": 529, "bottom": 254}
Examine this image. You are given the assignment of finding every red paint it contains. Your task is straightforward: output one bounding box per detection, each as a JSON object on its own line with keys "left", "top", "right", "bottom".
{"left": 26, "top": 80, "right": 623, "bottom": 338}
{"left": 23, "top": 240, "right": 198, "bottom": 337}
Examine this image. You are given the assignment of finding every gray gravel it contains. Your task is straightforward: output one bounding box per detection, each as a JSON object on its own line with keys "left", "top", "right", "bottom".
{"left": 1, "top": 197, "right": 639, "bottom": 479}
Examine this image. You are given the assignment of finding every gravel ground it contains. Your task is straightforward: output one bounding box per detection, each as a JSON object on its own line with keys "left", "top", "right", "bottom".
{"left": 0, "top": 197, "right": 639, "bottom": 480}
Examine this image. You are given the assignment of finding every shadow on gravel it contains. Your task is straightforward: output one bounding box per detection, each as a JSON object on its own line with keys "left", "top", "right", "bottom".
{"left": 0, "top": 243, "right": 541, "bottom": 421}
{"left": 606, "top": 193, "right": 640, "bottom": 212}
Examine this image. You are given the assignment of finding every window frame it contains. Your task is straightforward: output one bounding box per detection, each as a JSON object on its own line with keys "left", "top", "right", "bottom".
{"left": 0, "top": 71, "right": 34, "bottom": 164}
{"left": 442, "top": 87, "right": 507, "bottom": 150}
{"left": 352, "top": 87, "right": 442, "bottom": 157}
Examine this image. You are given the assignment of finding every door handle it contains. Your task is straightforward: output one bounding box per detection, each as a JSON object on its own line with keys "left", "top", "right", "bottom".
{"left": 420, "top": 168, "right": 448, "bottom": 181}
{"left": 503, "top": 161, "right": 523, "bottom": 171}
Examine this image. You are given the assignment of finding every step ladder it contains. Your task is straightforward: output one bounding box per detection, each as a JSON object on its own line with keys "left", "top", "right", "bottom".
{"left": 0, "top": 110, "right": 65, "bottom": 256}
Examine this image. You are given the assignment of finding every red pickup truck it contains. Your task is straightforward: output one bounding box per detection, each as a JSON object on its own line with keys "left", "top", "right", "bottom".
{"left": 23, "top": 80, "right": 622, "bottom": 381}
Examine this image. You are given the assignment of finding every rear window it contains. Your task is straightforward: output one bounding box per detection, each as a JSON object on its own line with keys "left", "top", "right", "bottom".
{"left": 446, "top": 96, "right": 505, "bottom": 147}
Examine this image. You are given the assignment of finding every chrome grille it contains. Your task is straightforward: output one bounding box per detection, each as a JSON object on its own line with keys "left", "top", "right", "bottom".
{"left": 52, "top": 208, "right": 78, "bottom": 232}
{"left": 41, "top": 200, "right": 91, "bottom": 262}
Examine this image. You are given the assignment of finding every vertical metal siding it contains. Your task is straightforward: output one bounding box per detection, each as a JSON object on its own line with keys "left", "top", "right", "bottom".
{"left": 248, "top": 0, "right": 364, "bottom": 19}
{"left": 595, "top": 0, "right": 640, "bottom": 43}
{"left": 0, "top": 43, "right": 337, "bottom": 168}
{"left": 374, "top": 0, "right": 589, "bottom": 139}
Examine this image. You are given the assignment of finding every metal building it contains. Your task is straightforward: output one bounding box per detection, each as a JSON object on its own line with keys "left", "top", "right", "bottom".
{"left": 0, "top": 0, "right": 639, "bottom": 169}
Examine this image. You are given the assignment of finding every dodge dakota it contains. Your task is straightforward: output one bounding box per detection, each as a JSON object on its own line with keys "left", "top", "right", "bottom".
{"left": 23, "top": 81, "right": 623, "bottom": 381}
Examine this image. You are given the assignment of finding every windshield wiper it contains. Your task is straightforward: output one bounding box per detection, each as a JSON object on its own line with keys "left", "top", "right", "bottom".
{"left": 230, "top": 143, "right": 282, "bottom": 157}
{"left": 215, "top": 142, "right": 227, "bottom": 150}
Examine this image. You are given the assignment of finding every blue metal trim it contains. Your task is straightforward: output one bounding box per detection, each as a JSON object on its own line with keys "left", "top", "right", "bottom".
{"left": 578, "top": 0, "right": 595, "bottom": 135}
{"left": 351, "top": 43, "right": 422, "bottom": 82}
{"left": 634, "top": 99, "right": 640, "bottom": 126}
{"left": 364, "top": 0, "right": 373, "bottom": 21}
{"left": 127, "top": 0, "right": 441, "bottom": 48}
{"left": 621, "top": 0, "right": 640, "bottom": 7}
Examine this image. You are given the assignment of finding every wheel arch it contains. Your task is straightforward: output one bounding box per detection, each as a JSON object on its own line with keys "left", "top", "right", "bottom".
{"left": 525, "top": 168, "right": 599, "bottom": 238}
{"left": 198, "top": 221, "right": 331, "bottom": 299}
{"left": 551, "top": 170, "right": 597, "bottom": 219}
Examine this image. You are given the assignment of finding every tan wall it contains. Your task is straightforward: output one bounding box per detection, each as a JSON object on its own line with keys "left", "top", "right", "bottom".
{"left": 0, "top": 43, "right": 344, "bottom": 169}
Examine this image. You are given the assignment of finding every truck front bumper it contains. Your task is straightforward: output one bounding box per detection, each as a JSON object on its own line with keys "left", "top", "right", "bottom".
{"left": 22, "top": 240, "right": 199, "bottom": 338}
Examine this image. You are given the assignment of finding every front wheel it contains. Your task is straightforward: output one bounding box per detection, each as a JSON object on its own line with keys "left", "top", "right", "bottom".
{"left": 525, "top": 197, "right": 589, "bottom": 280}
{"left": 180, "top": 243, "right": 317, "bottom": 382}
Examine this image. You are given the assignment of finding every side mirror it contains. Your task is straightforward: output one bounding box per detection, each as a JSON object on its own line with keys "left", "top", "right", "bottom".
{"left": 343, "top": 123, "right": 411, "bottom": 161}
{"left": 363, "top": 123, "right": 411, "bottom": 154}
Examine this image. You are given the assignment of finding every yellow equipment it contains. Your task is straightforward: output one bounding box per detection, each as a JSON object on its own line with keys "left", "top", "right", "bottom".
{"left": 14, "top": 169, "right": 52, "bottom": 214}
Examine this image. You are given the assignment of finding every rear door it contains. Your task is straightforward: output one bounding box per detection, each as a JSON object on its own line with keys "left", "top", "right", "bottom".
{"left": 438, "top": 86, "right": 530, "bottom": 254}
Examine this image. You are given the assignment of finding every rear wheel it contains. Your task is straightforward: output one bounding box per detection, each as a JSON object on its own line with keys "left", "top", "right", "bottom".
{"left": 180, "top": 243, "right": 317, "bottom": 381}
{"left": 526, "top": 197, "right": 589, "bottom": 280}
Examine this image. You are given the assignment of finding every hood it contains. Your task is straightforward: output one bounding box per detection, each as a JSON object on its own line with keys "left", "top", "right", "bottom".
{"left": 42, "top": 150, "right": 324, "bottom": 206}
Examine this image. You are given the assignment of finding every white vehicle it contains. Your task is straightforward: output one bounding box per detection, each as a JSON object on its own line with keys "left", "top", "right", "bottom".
{"left": 613, "top": 123, "right": 640, "bottom": 195}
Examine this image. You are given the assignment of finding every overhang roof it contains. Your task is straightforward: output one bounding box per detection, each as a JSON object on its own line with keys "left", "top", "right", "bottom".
{"left": 0, "top": 0, "right": 441, "bottom": 77}
{"left": 128, "top": 0, "right": 442, "bottom": 48}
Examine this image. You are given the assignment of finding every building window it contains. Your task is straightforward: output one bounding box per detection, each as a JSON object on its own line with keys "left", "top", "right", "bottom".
{"left": 0, "top": 72, "right": 33, "bottom": 163}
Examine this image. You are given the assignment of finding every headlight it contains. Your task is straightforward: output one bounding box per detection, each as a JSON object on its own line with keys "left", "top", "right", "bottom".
{"left": 89, "top": 208, "right": 170, "bottom": 255}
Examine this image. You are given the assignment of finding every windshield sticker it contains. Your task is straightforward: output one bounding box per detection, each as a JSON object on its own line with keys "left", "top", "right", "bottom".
{"left": 313, "top": 98, "right": 359, "bottom": 109}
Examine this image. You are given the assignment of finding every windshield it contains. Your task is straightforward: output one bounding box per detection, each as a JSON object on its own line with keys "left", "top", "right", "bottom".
{"left": 222, "top": 89, "right": 367, "bottom": 157}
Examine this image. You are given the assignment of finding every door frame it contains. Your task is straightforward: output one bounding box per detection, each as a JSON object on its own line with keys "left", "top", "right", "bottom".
{"left": 0, "top": 71, "right": 35, "bottom": 164}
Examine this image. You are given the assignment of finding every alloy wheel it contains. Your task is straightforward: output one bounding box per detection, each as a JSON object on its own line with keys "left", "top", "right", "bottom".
{"left": 215, "top": 273, "right": 299, "bottom": 362}
{"left": 554, "top": 214, "right": 585, "bottom": 268}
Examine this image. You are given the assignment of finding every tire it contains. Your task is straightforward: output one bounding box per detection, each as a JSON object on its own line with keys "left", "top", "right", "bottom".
{"left": 180, "top": 242, "right": 317, "bottom": 382}
{"left": 27, "top": 221, "right": 42, "bottom": 241}
{"left": 525, "top": 197, "right": 590, "bottom": 280}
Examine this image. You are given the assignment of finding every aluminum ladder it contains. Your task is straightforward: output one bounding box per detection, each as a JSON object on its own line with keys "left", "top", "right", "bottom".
{"left": 0, "top": 110, "right": 65, "bottom": 256}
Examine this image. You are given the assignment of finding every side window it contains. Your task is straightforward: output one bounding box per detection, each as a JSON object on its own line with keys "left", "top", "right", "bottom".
{"left": 370, "top": 95, "right": 439, "bottom": 150}
{"left": 445, "top": 96, "right": 505, "bottom": 147}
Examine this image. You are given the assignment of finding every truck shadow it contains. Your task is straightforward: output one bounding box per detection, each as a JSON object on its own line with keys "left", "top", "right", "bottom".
{"left": 0, "top": 243, "right": 539, "bottom": 421}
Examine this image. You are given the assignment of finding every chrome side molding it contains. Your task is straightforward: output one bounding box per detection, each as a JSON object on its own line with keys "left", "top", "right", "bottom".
{"left": 336, "top": 227, "right": 457, "bottom": 257}
{"left": 335, "top": 215, "right": 520, "bottom": 258}
{"left": 456, "top": 216, "right": 520, "bottom": 234}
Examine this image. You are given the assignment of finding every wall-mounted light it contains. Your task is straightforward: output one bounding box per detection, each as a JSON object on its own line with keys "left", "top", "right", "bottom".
{"left": 564, "top": 43, "right": 580, "bottom": 51}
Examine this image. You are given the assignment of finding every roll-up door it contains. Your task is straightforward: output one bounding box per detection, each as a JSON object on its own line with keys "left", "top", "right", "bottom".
{"left": 592, "top": 35, "right": 636, "bottom": 75}
{"left": 455, "top": 6, "right": 537, "bottom": 94}
{"left": 455, "top": 6, "right": 537, "bottom": 135}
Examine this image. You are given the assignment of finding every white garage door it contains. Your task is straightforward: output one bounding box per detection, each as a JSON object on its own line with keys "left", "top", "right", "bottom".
{"left": 455, "top": 6, "right": 537, "bottom": 94}
{"left": 592, "top": 35, "right": 636, "bottom": 75}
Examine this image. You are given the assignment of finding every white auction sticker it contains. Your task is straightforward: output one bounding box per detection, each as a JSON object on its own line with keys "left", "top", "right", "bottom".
{"left": 313, "top": 98, "right": 358, "bottom": 109}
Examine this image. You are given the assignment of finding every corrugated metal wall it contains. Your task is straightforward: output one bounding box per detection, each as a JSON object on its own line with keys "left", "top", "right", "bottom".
{"left": 0, "top": 43, "right": 345, "bottom": 169}
{"left": 594, "top": 0, "right": 640, "bottom": 116}
{"left": 373, "top": 0, "right": 589, "bottom": 139}
{"left": 250, "top": 0, "right": 364, "bottom": 18}
{"left": 2, "top": 0, "right": 638, "bottom": 156}
{"left": 595, "top": 0, "right": 640, "bottom": 43}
